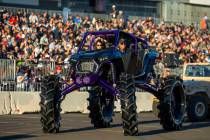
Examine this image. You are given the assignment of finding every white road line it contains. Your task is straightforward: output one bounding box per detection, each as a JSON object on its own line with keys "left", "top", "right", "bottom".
{"left": 0, "top": 130, "right": 42, "bottom": 136}
{"left": 82, "top": 121, "right": 90, "bottom": 123}
{"left": 0, "top": 131, "right": 27, "bottom": 135}
{"left": 97, "top": 129, "right": 121, "bottom": 133}
{"left": 0, "top": 122, "right": 9, "bottom": 124}
{"left": 13, "top": 116, "right": 39, "bottom": 119}
{"left": 142, "top": 125, "right": 159, "bottom": 128}
{"left": 186, "top": 129, "right": 203, "bottom": 133}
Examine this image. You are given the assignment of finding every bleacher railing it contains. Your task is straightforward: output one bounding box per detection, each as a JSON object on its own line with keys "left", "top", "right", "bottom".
{"left": 0, "top": 6, "right": 110, "bottom": 21}
{"left": 0, "top": 6, "right": 160, "bottom": 23}
{"left": 0, "top": 59, "right": 16, "bottom": 82}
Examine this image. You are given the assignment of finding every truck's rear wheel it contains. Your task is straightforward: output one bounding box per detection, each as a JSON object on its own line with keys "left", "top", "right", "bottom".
{"left": 187, "top": 96, "right": 208, "bottom": 121}
{"left": 158, "top": 77, "right": 186, "bottom": 131}
{"left": 88, "top": 86, "right": 114, "bottom": 128}
{"left": 118, "top": 73, "right": 138, "bottom": 136}
{"left": 40, "top": 75, "right": 61, "bottom": 133}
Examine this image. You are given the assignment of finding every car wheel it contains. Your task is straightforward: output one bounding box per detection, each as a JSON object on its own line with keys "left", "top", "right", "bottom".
{"left": 187, "top": 95, "right": 208, "bottom": 122}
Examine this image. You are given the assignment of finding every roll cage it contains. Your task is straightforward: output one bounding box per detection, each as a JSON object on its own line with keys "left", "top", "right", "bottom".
{"left": 78, "top": 30, "right": 149, "bottom": 52}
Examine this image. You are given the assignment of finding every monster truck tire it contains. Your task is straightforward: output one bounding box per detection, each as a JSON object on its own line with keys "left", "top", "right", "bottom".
{"left": 40, "top": 75, "right": 61, "bottom": 133}
{"left": 187, "top": 95, "right": 208, "bottom": 122}
{"left": 118, "top": 73, "right": 138, "bottom": 136}
{"left": 88, "top": 86, "right": 114, "bottom": 128}
{"left": 158, "top": 77, "right": 186, "bottom": 131}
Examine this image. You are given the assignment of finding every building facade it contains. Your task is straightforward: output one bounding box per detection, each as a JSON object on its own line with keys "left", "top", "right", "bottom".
{"left": 162, "top": 0, "right": 210, "bottom": 24}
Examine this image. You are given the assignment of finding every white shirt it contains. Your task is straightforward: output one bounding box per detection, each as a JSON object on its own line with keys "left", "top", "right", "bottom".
{"left": 29, "top": 15, "right": 38, "bottom": 23}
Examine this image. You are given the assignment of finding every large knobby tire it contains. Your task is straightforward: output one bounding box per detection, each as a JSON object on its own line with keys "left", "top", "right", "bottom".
{"left": 40, "top": 75, "right": 61, "bottom": 133}
{"left": 88, "top": 86, "right": 114, "bottom": 128}
{"left": 158, "top": 77, "right": 186, "bottom": 131}
{"left": 187, "top": 95, "right": 208, "bottom": 122}
{"left": 118, "top": 73, "right": 138, "bottom": 136}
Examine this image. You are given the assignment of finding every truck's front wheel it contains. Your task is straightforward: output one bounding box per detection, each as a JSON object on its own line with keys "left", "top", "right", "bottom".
{"left": 40, "top": 75, "right": 61, "bottom": 133}
{"left": 118, "top": 73, "right": 138, "bottom": 136}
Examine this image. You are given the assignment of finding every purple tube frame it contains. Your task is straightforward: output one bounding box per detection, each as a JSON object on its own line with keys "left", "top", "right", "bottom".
{"left": 60, "top": 74, "right": 118, "bottom": 98}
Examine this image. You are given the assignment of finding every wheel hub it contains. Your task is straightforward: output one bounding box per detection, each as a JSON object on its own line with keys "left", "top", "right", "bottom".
{"left": 195, "top": 102, "right": 206, "bottom": 117}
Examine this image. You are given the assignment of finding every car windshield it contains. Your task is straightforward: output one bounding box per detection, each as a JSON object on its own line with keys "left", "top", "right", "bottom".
{"left": 185, "top": 65, "right": 210, "bottom": 77}
{"left": 80, "top": 33, "right": 116, "bottom": 52}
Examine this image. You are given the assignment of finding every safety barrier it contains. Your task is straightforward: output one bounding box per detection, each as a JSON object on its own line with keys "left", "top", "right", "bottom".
{"left": 0, "top": 59, "right": 16, "bottom": 82}
{"left": 0, "top": 59, "right": 56, "bottom": 92}
{"left": 0, "top": 81, "right": 42, "bottom": 92}
{"left": 0, "top": 91, "right": 155, "bottom": 115}
{"left": 0, "top": 81, "right": 145, "bottom": 92}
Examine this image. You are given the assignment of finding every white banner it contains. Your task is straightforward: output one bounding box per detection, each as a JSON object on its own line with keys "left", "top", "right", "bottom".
{"left": 189, "top": 0, "right": 210, "bottom": 6}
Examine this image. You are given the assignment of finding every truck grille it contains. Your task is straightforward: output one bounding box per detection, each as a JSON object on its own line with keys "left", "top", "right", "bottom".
{"left": 76, "top": 60, "right": 98, "bottom": 73}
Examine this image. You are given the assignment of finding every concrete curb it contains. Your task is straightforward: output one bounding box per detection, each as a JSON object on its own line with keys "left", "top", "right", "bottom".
{"left": 0, "top": 91, "right": 155, "bottom": 115}
{"left": 0, "top": 92, "right": 11, "bottom": 114}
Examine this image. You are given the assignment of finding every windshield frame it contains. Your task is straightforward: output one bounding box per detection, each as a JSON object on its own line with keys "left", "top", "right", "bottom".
{"left": 78, "top": 30, "right": 120, "bottom": 52}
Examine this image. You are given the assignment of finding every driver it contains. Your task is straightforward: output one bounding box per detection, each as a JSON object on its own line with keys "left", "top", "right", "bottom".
{"left": 118, "top": 39, "right": 126, "bottom": 53}
{"left": 94, "top": 38, "right": 105, "bottom": 50}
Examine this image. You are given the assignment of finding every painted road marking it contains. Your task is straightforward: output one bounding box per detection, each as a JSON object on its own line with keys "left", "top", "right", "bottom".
{"left": 0, "top": 122, "right": 9, "bottom": 124}
{"left": 97, "top": 129, "right": 121, "bottom": 133}
{"left": 0, "top": 131, "right": 28, "bottom": 135}
{"left": 142, "top": 125, "right": 159, "bottom": 128}
{"left": 13, "top": 116, "right": 40, "bottom": 119}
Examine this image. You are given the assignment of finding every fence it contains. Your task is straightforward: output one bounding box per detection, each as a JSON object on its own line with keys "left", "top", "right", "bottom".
{"left": 0, "top": 6, "right": 161, "bottom": 23}
{"left": 0, "top": 59, "right": 16, "bottom": 82}
{"left": 0, "top": 81, "right": 144, "bottom": 92}
{"left": 0, "top": 6, "right": 110, "bottom": 21}
{"left": 0, "top": 59, "right": 57, "bottom": 92}
{"left": 0, "top": 81, "right": 41, "bottom": 92}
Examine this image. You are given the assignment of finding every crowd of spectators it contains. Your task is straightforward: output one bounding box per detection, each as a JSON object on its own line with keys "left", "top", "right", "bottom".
{"left": 0, "top": 6, "right": 209, "bottom": 91}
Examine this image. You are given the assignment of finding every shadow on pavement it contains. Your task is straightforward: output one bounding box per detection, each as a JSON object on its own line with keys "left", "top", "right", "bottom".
{"left": 0, "top": 134, "right": 37, "bottom": 140}
{"left": 60, "top": 119, "right": 159, "bottom": 133}
{"left": 60, "top": 117, "right": 210, "bottom": 136}
{"left": 60, "top": 126, "right": 96, "bottom": 133}
{"left": 182, "top": 122, "right": 210, "bottom": 130}
{"left": 139, "top": 121, "right": 210, "bottom": 136}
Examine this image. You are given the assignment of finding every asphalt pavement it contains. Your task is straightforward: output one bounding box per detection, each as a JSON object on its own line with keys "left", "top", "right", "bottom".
{"left": 0, "top": 113, "right": 210, "bottom": 140}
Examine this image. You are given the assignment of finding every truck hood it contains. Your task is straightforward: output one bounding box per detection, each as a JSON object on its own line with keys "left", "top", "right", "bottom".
{"left": 71, "top": 49, "right": 122, "bottom": 60}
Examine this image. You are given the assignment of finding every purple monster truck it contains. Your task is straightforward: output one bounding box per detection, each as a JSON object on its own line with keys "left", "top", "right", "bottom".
{"left": 40, "top": 30, "right": 186, "bottom": 136}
